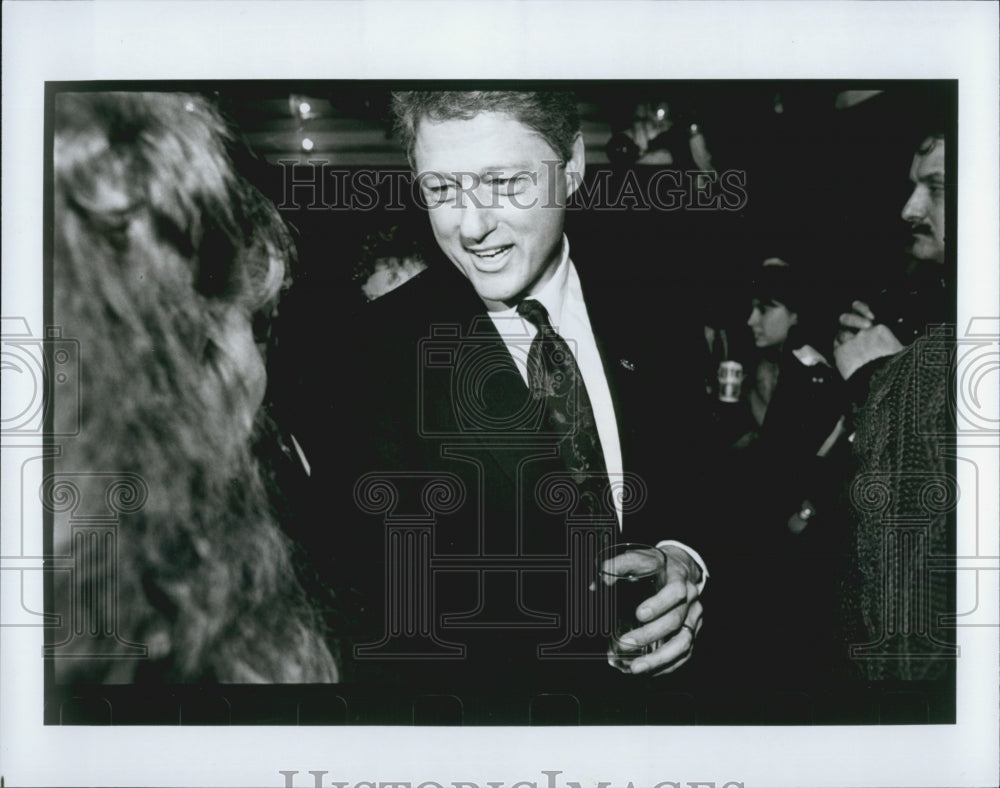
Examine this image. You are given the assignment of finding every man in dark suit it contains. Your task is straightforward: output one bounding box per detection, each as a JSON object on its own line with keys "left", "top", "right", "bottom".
{"left": 318, "top": 91, "right": 711, "bottom": 716}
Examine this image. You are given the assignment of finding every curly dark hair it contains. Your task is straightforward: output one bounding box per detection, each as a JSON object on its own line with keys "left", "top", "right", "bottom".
{"left": 52, "top": 91, "right": 337, "bottom": 683}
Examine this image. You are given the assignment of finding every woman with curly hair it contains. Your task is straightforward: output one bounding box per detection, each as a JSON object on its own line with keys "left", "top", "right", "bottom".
{"left": 51, "top": 91, "right": 337, "bottom": 683}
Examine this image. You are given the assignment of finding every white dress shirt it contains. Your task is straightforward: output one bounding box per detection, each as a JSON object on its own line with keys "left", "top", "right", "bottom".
{"left": 486, "top": 237, "right": 708, "bottom": 585}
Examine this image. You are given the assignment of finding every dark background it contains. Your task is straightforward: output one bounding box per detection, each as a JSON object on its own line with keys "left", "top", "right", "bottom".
{"left": 223, "top": 81, "right": 956, "bottom": 448}
{"left": 45, "top": 80, "right": 958, "bottom": 726}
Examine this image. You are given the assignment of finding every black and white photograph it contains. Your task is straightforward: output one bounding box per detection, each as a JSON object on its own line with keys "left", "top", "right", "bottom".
{"left": 2, "top": 3, "right": 998, "bottom": 787}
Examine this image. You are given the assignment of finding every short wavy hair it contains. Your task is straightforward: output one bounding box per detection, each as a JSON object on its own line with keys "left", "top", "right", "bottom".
{"left": 390, "top": 90, "right": 580, "bottom": 167}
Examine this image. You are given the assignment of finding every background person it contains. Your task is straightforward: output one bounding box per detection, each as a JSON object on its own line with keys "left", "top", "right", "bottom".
{"left": 353, "top": 223, "right": 430, "bottom": 302}
{"left": 705, "top": 256, "right": 847, "bottom": 683}
{"left": 741, "top": 257, "right": 843, "bottom": 469}
{"left": 834, "top": 129, "right": 956, "bottom": 681}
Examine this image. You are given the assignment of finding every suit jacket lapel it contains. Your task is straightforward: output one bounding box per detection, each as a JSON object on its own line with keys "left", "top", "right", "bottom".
{"left": 423, "top": 259, "right": 644, "bottom": 490}
{"left": 424, "top": 268, "right": 533, "bottom": 490}
{"left": 575, "top": 262, "right": 643, "bottom": 477}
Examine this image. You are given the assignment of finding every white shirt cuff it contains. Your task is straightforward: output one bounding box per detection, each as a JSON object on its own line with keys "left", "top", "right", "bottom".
{"left": 657, "top": 540, "right": 709, "bottom": 594}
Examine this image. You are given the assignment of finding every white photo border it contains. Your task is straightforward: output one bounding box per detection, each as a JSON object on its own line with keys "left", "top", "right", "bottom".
{"left": 2, "top": 2, "right": 998, "bottom": 787}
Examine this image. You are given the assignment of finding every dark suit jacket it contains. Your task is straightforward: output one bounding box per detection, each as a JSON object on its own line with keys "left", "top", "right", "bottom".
{"left": 305, "top": 251, "right": 712, "bottom": 705}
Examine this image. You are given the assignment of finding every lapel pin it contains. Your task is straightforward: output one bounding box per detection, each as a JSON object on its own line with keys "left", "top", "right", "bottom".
{"left": 619, "top": 358, "right": 636, "bottom": 372}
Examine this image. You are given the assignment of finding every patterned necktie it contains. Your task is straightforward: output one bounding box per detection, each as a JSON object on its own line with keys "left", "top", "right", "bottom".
{"left": 517, "top": 299, "right": 610, "bottom": 514}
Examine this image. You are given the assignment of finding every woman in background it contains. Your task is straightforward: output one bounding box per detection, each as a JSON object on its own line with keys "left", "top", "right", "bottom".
{"left": 742, "top": 257, "right": 843, "bottom": 469}
{"left": 707, "top": 256, "right": 849, "bottom": 684}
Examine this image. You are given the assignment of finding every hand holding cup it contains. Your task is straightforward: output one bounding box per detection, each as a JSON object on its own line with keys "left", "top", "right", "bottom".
{"left": 596, "top": 543, "right": 669, "bottom": 673}
{"left": 595, "top": 542, "right": 704, "bottom": 675}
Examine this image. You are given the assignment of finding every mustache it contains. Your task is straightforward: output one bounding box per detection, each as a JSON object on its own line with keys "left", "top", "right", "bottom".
{"left": 908, "top": 222, "right": 934, "bottom": 236}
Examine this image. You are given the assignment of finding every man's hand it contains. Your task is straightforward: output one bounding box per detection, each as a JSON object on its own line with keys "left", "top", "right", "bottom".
{"left": 833, "top": 299, "right": 905, "bottom": 380}
{"left": 834, "top": 324, "right": 905, "bottom": 380}
{"left": 836, "top": 299, "right": 878, "bottom": 336}
{"left": 617, "top": 545, "right": 704, "bottom": 676}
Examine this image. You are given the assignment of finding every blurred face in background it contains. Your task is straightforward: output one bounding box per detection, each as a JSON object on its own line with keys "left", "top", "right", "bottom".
{"left": 361, "top": 254, "right": 428, "bottom": 301}
{"left": 747, "top": 298, "right": 798, "bottom": 349}
{"left": 900, "top": 136, "right": 945, "bottom": 265}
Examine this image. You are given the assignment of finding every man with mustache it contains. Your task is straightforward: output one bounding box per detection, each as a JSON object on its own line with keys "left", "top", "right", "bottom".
{"left": 835, "top": 132, "right": 948, "bottom": 378}
{"left": 833, "top": 128, "right": 955, "bottom": 681}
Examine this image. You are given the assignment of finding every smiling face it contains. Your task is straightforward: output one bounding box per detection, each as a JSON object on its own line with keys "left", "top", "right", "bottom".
{"left": 900, "top": 136, "right": 946, "bottom": 265}
{"left": 747, "top": 298, "right": 798, "bottom": 349}
{"left": 412, "top": 111, "right": 584, "bottom": 311}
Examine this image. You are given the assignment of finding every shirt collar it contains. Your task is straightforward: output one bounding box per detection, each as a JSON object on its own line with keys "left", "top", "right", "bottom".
{"left": 488, "top": 235, "right": 571, "bottom": 330}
